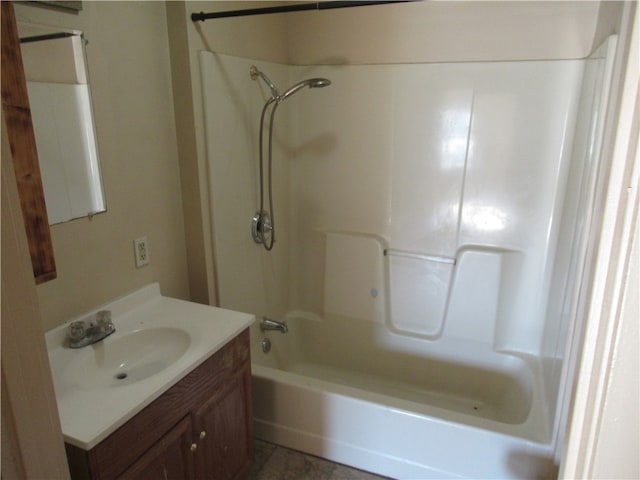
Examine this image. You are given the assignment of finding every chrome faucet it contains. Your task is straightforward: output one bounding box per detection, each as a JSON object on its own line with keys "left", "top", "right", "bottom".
{"left": 260, "top": 317, "right": 288, "bottom": 334}
{"left": 67, "top": 310, "right": 115, "bottom": 348}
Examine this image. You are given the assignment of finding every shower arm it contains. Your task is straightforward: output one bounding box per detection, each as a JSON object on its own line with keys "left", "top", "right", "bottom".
{"left": 251, "top": 66, "right": 279, "bottom": 99}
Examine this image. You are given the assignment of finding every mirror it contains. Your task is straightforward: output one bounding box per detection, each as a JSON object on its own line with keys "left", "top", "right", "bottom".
{"left": 18, "top": 22, "right": 106, "bottom": 225}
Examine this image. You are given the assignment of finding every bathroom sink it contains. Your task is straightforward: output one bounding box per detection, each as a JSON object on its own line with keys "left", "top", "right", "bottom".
{"left": 63, "top": 327, "right": 191, "bottom": 389}
{"left": 45, "top": 283, "right": 255, "bottom": 449}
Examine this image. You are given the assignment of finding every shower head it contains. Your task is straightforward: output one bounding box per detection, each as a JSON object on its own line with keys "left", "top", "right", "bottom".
{"left": 310, "top": 78, "right": 331, "bottom": 88}
{"left": 250, "top": 65, "right": 331, "bottom": 103}
{"left": 279, "top": 78, "right": 332, "bottom": 102}
{"left": 250, "top": 65, "right": 279, "bottom": 99}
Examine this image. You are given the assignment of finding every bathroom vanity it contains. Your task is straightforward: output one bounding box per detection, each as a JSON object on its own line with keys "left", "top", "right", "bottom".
{"left": 45, "top": 284, "right": 255, "bottom": 480}
{"left": 65, "top": 330, "right": 252, "bottom": 479}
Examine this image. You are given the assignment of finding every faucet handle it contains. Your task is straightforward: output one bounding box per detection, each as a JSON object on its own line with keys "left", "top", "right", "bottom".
{"left": 96, "top": 310, "right": 115, "bottom": 336}
{"left": 95, "top": 310, "right": 112, "bottom": 325}
{"left": 67, "top": 321, "right": 87, "bottom": 341}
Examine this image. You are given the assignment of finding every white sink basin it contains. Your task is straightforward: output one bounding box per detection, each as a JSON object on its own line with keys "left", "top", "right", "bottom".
{"left": 45, "top": 283, "right": 255, "bottom": 450}
{"left": 63, "top": 327, "right": 191, "bottom": 389}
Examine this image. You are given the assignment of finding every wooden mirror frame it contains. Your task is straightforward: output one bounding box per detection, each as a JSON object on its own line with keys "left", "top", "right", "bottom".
{"left": 2, "top": 0, "right": 57, "bottom": 284}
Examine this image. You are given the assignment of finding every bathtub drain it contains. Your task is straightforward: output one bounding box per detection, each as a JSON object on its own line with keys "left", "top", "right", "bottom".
{"left": 115, "top": 372, "right": 128, "bottom": 380}
{"left": 262, "top": 338, "right": 271, "bottom": 354}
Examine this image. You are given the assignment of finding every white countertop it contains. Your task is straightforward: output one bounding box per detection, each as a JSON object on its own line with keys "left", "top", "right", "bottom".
{"left": 45, "top": 283, "right": 254, "bottom": 450}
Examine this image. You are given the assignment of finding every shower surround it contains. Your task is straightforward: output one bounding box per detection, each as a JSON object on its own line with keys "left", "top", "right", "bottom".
{"left": 200, "top": 37, "right": 615, "bottom": 478}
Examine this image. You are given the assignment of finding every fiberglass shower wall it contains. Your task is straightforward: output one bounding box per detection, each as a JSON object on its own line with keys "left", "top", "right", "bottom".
{"left": 289, "top": 61, "right": 583, "bottom": 355}
{"left": 201, "top": 53, "right": 584, "bottom": 358}
{"left": 200, "top": 54, "right": 293, "bottom": 322}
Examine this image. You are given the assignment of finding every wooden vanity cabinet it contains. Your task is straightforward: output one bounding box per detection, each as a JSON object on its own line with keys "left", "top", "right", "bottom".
{"left": 194, "top": 371, "right": 253, "bottom": 479}
{"left": 65, "top": 329, "right": 253, "bottom": 480}
{"left": 118, "top": 416, "right": 194, "bottom": 480}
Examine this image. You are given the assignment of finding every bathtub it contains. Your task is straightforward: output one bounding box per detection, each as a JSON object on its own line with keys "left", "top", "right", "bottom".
{"left": 251, "top": 313, "right": 555, "bottom": 479}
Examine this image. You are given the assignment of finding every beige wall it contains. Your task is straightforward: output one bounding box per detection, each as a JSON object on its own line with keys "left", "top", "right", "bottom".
{"left": 286, "top": 1, "right": 602, "bottom": 64}
{"left": 19, "top": 25, "right": 86, "bottom": 84}
{"left": 14, "top": 2, "right": 190, "bottom": 330}
{"left": 186, "top": 1, "right": 289, "bottom": 62}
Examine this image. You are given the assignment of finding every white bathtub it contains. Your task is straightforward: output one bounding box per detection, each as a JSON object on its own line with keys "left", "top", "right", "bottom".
{"left": 251, "top": 314, "right": 555, "bottom": 479}
{"left": 200, "top": 33, "right": 620, "bottom": 480}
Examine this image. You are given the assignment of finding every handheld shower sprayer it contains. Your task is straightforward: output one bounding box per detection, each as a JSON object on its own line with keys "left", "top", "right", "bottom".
{"left": 279, "top": 78, "right": 332, "bottom": 101}
{"left": 250, "top": 65, "right": 331, "bottom": 103}
{"left": 250, "top": 66, "right": 331, "bottom": 250}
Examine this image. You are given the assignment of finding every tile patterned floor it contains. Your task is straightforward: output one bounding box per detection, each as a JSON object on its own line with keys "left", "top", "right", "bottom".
{"left": 244, "top": 439, "right": 393, "bottom": 480}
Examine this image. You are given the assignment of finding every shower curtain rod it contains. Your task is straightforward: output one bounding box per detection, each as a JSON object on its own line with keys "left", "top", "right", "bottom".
{"left": 191, "top": 1, "right": 416, "bottom": 22}
{"left": 19, "top": 32, "right": 78, "bottom": 44}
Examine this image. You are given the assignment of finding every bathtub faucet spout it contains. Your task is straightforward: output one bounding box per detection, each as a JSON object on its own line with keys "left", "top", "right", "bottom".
{"left": 260, "top": 317, "right": 288, "bottom": 333}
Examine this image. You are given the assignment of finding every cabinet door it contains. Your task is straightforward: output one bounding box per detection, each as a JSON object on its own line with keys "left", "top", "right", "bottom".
{"left": 118, "top": 416, "right": 194, "bottom": 480}
{"left": 194, "top": 365, "right": 253, "bottom": 480}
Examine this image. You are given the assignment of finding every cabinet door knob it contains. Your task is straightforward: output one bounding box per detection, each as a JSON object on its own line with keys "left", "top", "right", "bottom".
{"left": 190, "top": 443, "right": 198, "bottom": 452}
{"left": 199, "top": 430, "right": 206, "bottom": 440}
